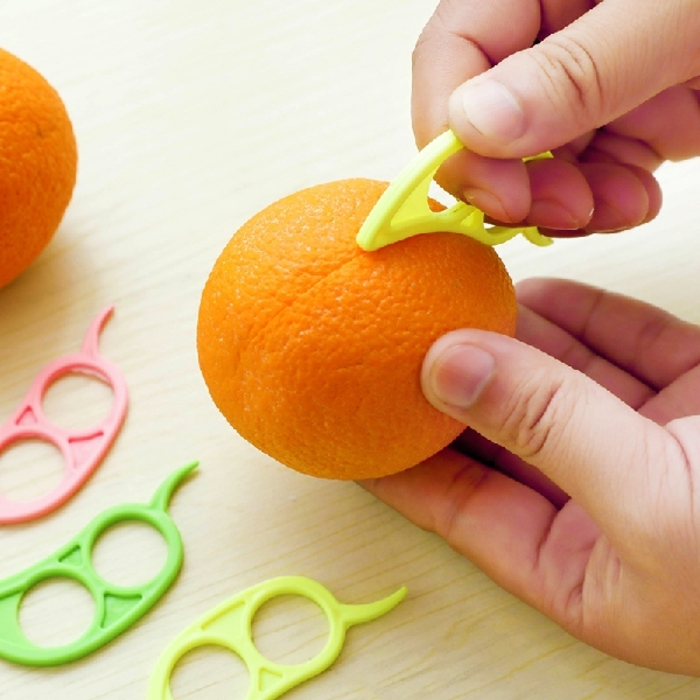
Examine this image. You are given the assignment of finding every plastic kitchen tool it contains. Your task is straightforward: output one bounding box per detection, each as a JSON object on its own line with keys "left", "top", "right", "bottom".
{"left": 0, "top": 462, "right": 197, "bottom": 666}
{"left": 356, "top": 129, "right": 553, "bottom": 251}
{"left": 0, "top": 306, "right": 128, "bottom": 524}
{"left": 148, "top": 575, "right": 407, "bottom": 699}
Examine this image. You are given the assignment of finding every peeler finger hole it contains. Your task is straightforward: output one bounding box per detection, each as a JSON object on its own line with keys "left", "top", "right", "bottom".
{"left": 169, "top": 645, "right": 249, "bottom": 699}
{"left": 91, "top": 520, "right": 169, "bottom": 588}
{"left": 0, "top": 438, "right": 65, "bottom": 503}
{"left": 42, "top": 370, "right": 114, "bottom": 432}
{"left": 19, "top": 576, "right": 95, "bottom": 648}
{"left": 252, "top": 594, "right": 329, "bottom": 665}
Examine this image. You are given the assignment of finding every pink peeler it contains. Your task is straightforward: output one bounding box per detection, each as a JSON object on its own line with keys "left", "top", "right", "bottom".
{"left": 0, "top": 307, "right": 128, "bottom": 524}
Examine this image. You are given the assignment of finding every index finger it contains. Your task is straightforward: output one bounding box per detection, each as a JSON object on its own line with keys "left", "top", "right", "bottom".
{"left": 516, "top": 278, "right": 700, "bottom": 390}
{"left": 411, "top": 0, "right": 542, "bottom": 145}
{"left": 411, "top": 0, "right": 594, "bottom": 224}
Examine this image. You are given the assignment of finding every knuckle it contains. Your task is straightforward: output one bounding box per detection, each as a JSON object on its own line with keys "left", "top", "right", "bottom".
{"left": 432, "top": 461, "right": 489, "bottom": 545}
{"left": 499, "top": 371, "right": 575, "bottom": 462}
{"left": 411, "top": 24, "right": 430, "bottom": 71}
{"left": 412, "top": 0, "right": 457, "bottom": 71}
{"left": 530, "top": 34, "right": 606, "bottom": 126}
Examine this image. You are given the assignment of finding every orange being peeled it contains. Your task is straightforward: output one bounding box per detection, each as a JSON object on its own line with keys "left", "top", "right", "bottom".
{"left": 0, "top": 48, "right": 77, "bottom": 289}
{"left": 197, "top": 178, "right": 516, "bottom": 480}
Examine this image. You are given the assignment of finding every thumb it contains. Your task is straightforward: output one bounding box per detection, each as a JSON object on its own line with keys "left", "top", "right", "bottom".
{"left": 448, "top": 0, "right": 700, "bottom": 157}
{"left": 421, "top": 329, "right": 673, "bottom": 531}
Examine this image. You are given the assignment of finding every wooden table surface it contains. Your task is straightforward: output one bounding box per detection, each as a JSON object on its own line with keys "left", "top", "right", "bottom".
{"left": 1, "top": 1, "right": 699, "bottom": 698}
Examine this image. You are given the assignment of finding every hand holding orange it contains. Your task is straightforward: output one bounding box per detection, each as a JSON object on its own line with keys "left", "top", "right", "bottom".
{"left": 197, "top": 178, "right": 517, "bottom": 480}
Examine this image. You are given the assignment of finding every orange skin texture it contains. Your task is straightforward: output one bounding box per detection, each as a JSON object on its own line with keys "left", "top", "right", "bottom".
{"left": 0, "top": 48, "right": 77, "bottom": 288}
{"left": 197, "top": 178, "right": 517, "bottom": 480}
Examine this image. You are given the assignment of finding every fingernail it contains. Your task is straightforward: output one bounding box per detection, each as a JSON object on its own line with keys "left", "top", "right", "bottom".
{"left": 430, "top": 344, "right": 496, "bottom": 409}
{"left": 463, "top": 188, "right": 509, "bottom": 222}
{"left": 457, "top": 80, "right": 525, "bottom": 144}
{"left": 528, "top": 199, "right": 582, "bottom": 230}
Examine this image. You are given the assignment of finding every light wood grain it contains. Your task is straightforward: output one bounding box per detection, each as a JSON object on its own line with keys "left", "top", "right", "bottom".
{"left": 1, "top": 1, "right": 699, "bottom": 698}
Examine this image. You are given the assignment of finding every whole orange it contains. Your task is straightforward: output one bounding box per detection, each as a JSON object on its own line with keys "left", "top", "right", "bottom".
{"left": 197, "top": 178, "right": 517, "bottom": 480}
{"left": 0, "top": 48, "right": 77, "bottom": 289}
